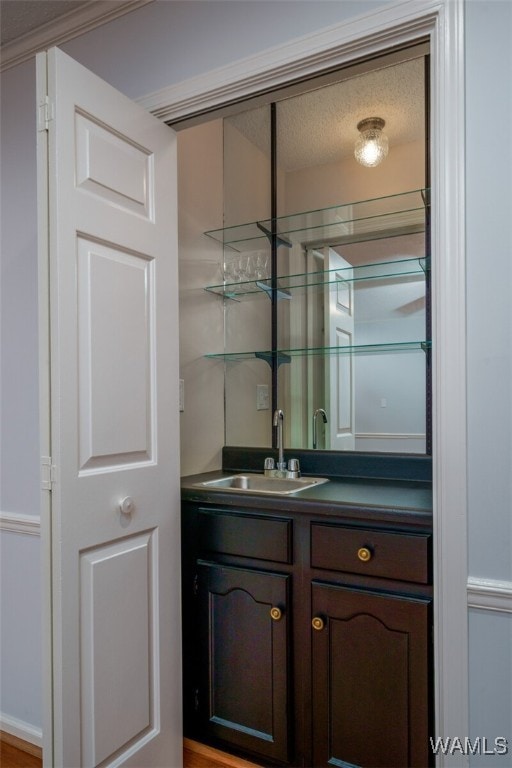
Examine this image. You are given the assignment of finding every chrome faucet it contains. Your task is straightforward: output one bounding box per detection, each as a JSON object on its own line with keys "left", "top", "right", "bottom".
{"left": 313, "top": 408, "right": 328, "bottom": 449}
{"left": 273, "top": 409, "right": 286, "bottom": 470}
{"left": 265, "top": 410, "right": 300, "bottom": 477}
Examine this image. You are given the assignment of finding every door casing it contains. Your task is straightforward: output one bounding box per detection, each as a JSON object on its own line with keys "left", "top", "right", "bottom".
{"left": 138, "top": 0, "right": 468, "bottom": 759}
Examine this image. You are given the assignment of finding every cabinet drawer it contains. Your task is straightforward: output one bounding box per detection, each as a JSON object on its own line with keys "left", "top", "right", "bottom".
{"left": 198, "top": 509, "right": 292, "bottom": 563}
{"left": 311, "top": 524, "right": 430, "bottom": 584}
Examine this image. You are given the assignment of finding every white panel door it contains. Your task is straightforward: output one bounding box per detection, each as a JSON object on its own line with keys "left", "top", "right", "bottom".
{"left": 324, "top": 248, "right": 356, "bottom": 450}
{"left": 38, "top": 48, "right": 181, "bottom": 767}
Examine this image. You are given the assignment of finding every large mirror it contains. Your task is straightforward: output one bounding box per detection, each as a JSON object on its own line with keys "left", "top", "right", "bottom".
{"left": 217, "top": 49, "right": 428, "bottom": 453}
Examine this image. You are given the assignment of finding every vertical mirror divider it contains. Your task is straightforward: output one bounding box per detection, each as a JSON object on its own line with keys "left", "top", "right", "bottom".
{"left": 270, "top": 102, "right": 278, "bottom": 449}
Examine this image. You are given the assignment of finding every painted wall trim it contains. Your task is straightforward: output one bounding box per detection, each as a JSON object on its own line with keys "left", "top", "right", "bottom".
{"left": 356, "top": 432, "right": 426, "bottom": 439}
{"left": 0, "top": 511, "right": 40, "bottom": 536}
{"left": 467, "top": 577, "right": 512, "bottom": 614}
{"left": 138, "top": 0, "right": 442, "bottom": 123}
{"left": 0, "top": 0, "right": 153, "bottom": 73}
{"left": 429, "top": 3, "right": 468, "bottom": 761}
{"left": 0, "top": 712, "right": 43, "bottom": 748}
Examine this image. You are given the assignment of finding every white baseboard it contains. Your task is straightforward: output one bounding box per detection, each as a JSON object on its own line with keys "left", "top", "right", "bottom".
{"left": 355, "top": 433, "right": 426, "bottom": 453}
{"left": 0, "top": 511, "right": 40, "bottom": 536}
{"left": 0, "top": 711, "right": 42, "bottom": 747}
{"left": 467, "top": 577, "right": 512, "bottom": 614}
{"left": 355, "top": 432, "right": 426, "bottom": 440}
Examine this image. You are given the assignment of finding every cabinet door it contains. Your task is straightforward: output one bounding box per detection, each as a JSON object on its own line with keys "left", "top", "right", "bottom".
{"left": 197, "top": 561, "right": 291, "bottom": 763}
{"left": 311, "top": 582, "right": 431, "bottom": 768}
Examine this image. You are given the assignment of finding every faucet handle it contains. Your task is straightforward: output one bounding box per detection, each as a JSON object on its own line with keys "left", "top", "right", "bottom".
{"left": 287, "top": 458, "right": 300, "bottom": 477}
{"left": 264, "top": 457, "right": 275, "bottom": 475}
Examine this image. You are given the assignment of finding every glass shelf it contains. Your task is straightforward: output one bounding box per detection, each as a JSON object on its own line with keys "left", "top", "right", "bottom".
{"left": 204, "top": 189, "right": 429, "bottom": 253}
{"left": 205, "top": 340, "right": 431, "bottom": 363}
{"left": 205, "top": 257, "right": 428, "bottom": 301}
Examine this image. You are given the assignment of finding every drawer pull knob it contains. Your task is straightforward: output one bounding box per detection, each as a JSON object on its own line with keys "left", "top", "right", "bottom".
{"left": 270, "top": 606, "right": 283, "bottom": 621}
{"left": 357, "top": 546, "right": 372, "bottom": 562}
{"left": 312, "top": 616, "right": 325, "bottom": 631}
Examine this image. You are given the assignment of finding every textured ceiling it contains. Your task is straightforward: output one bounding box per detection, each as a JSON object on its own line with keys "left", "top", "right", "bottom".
{"left": 0, "top": 0, "right": 91, "bottom": 46}
{"left": 228, "top": 57, "right": 425, "bottom": 172}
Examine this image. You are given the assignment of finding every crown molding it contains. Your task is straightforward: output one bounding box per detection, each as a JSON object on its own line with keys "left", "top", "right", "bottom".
{"left": 0, "top": 0, "right": 153, "bottom": 73}
{"left": 137, "top": 0, "right": 440, "bottom": 124}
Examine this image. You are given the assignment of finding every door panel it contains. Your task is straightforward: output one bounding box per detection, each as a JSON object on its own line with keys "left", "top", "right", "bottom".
{"left": 311, "top": 582, "right": 431, "bottom": 768}
{"left": 80, "top": 533, "right": 154, "bottom": 766}
{"left": 324, "top": 249, "right": 355, "bottom": 450}
{"left": 328, "top": 612, "right": 409, "bottom": 765}
{"left": 75, "top": 111, "right": 153, "bottom": 217}
{"left": 197, "top": 562, "right": 290, "bottom": 763}
{"left": 39, "top": 47, "right": 181, "bottom": 767}
{"left": 77, "top": 237, "right": 154, "bottom": 471}
{"left": 333, "top": 327, "right": 353, "bottom": 435}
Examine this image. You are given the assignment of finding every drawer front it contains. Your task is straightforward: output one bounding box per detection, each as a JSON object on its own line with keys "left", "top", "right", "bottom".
{"left": 198, "top": 509, "right": 292, "bottom": 564}
{"left": 311, "top": 523, "right": 430, "bottom": 584}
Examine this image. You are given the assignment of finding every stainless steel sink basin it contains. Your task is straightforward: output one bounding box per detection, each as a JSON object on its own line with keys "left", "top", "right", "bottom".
{"left": 194, "top": 473, "right": 329, "bottom": 495}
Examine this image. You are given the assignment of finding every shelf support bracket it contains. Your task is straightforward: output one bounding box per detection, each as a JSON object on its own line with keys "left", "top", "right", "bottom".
{"left": 256, "top": 221, "right": 292, "bottom": 249}
{"left": 256, "top": 281, "right": 291, "bottom": 301}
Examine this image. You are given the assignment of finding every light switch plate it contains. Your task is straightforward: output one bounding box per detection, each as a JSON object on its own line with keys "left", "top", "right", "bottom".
{"left": 256, "top": 384, "right": 269, "bottom": 410}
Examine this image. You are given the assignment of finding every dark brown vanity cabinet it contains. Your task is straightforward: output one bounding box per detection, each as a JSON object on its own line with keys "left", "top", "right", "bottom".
{"left": 181, "top": 501, "right": 433, "bottom": 768}
{"left": 311, "top": 584, "right": 431, "bottom": 768}
{"left": 196, "top": 561, "right": 291, "bottom": 763}
{"left": 182, "top": 505, "right": 294, "bottom": 764}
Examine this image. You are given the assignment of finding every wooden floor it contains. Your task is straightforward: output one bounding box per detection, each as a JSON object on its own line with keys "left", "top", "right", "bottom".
{"left": 0, "top": 733, "right": 42, "bottom": 768}
{"left": 183, "top": 739, "right": 261, "bottom": 768}
{"left": 0, "top": 735, "right": 261, "bottom": 768}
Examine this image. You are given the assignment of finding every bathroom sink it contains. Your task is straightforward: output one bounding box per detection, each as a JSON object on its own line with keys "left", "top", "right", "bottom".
{"left": 194, "top": 473, "right": 329, "bottom": 495}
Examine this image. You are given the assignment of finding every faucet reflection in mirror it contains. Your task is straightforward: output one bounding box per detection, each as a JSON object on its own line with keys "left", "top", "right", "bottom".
{"left": 313, "top": 408, "right": 328, "bottom": 450}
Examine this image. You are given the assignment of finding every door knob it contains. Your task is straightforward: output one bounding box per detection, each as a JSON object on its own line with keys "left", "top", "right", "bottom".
{"left": 270, "top": 606, "right": 283, "bottom": 621}
{"left": 119, "top": 496, "right": 135, "bottom": 516}
{"left": 312, "top": 616, "right": 325, "bottom": 631}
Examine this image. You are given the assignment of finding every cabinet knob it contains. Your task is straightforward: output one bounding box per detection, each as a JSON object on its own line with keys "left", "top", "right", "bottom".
{"left": 357, "top": 546, "right": 372, "bottom": 562}
{"left": 312, "top": 616, "right": 325, "bottom": 631}
{"left": 270, "top": 606, "right": 283, "bottom": 621}
{"left": 119, "top": 496, "right": 135, "bottom": 516}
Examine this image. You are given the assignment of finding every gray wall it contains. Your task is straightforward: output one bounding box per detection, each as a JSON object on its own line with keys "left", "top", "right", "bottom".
{"left": 0, "top": 59, "right": 39, "bottom": 517}
{"left": 0, "top": 58, "right": 42, "bottom": 733}
{"left": 1, "top": 0, "right": 511, "bottom": 756}
{"left": 465, "top": 1, "right": 512, "bottom": 762}
{"left": 61, "top": 0, "right": 390, "bottom": 100}
{"left": 466, "top": 0, "right": 512, "bottom": 584}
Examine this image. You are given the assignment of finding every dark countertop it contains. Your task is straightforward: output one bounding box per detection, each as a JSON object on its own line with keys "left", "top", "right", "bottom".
{"left": 181, "top": 470, "right": 433, "bottom": 530}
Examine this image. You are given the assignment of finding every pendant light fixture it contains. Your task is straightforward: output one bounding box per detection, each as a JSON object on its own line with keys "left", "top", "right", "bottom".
{"left": 354, "top": 117, "right": 389, "bottom": 167}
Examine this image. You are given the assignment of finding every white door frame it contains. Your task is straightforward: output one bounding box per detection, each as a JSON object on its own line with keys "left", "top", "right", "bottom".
{"left": 139, "top": 0, "right": 468, "bottom": 759}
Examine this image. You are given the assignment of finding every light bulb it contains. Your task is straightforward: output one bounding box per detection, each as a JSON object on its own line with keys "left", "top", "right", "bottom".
{"left": 354, "top": 117, "right": 389, "bottom": 168}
